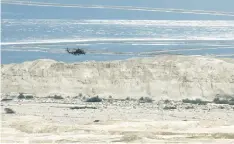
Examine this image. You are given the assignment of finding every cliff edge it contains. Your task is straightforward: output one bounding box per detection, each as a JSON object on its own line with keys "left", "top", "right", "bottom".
{"left": 2, "top": 55, "right": 234, "bottom": 100}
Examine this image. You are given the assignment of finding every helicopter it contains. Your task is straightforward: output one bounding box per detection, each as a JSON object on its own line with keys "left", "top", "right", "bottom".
{"left": 66, "top": 48, "right": 86, "bottom": 55}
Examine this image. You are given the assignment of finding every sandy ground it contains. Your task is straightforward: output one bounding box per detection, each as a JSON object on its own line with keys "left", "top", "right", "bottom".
{"left": 1, "top": 97, "right": 234, "bottom": 144}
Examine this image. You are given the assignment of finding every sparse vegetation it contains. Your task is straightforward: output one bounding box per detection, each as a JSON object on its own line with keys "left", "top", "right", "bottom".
{"left": 163, "top": 106, "right": 177, "bottom": 110}
{"left": 213, "top": 98, "right": 229, "bottom": 104}
{"left": 139, "top": 97, "right": 153, "bottom": 103}
{"left": 213, "top": 97, "right": 234, "bottom": 105}
{"left": 182, "top": 98, "right": 208, "bottom": 105}
{"left": 70, "top": 106, "right": 97, "bottom": 110}
{"left": 219, "top": 106, "right": 225, "bottom": 109}
{"left": 126, "top": 97, "right": 131, "bottom": 100}
{"left": 25, "top": 95, "right": 34, "bottom": 99}
{"left": 185, "top": 106, "right": 194, "bottom": 109}
{"left": 4, "top": 108, "right": 15, "bottom": 114}
{"left": 18, "top": 93, "right": 25, "bottom": 99}
{"left": 79, "top": 93, "right": 83, "bottom": 97}
{"left": 230, "top": 98, "right": 234, "bottom": 101}
{"left": 86, "top": 96, "right": 102, "bottom": 102}
{"left": 229, "top": 101, "right": 234, "bottom": 105}
{"left": 1, "top": 98, "right": 13, "bottom": 102}
{"left": 50, "top": 95, "right": 64, "bottom": 100}
{"left": 17, "top": 93, "right": 34, "bottom": 100}
{"left": 164, "top": 99, "right": 171, "bottom": 104}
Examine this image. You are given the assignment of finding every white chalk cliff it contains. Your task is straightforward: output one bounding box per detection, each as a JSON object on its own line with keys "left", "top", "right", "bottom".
{"left": 1, "top": 55, "right": 234, "bottom": 100}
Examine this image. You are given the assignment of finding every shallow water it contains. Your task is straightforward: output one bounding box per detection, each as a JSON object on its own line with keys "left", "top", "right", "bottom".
{"left": 1, "top": 1, "right": 234, "bottom": 64}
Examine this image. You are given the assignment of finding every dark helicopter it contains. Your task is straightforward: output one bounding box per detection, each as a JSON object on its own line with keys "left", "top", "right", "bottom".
{"left": 66, "top": 48, "right": 86, "bottom": 55}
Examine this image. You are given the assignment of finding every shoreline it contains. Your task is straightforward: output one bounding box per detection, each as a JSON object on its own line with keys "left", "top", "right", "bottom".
{"left": 2, "top": 51, "right": 234, "bottom": 65}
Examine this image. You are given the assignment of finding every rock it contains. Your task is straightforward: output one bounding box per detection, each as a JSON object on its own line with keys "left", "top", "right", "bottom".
{"left": 1, "top": 55, "right": 234, "bottom": 100}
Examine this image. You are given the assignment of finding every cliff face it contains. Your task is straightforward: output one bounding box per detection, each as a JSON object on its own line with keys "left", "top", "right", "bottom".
{"left": 2, "top": 55, "right": 234, "bottom": 100}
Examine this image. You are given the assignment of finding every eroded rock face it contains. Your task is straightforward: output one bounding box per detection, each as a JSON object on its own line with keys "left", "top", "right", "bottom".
{"left": 1, "top": 55, "right": 234, "bottom": 100}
